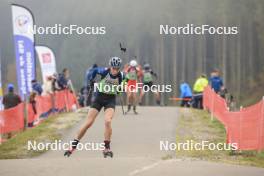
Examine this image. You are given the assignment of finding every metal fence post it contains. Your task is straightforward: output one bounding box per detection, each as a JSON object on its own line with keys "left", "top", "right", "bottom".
{"left": 51, "top": 93, "right": 55, "bottom": 114}
{"left": 210, "top": 89, "right": 215, "bottom": 121}
{"left": 23, "top": 94, "right": 28, "bottom": 131}
{"left": 239, "top": 106, "right": 243, "bottom": 151}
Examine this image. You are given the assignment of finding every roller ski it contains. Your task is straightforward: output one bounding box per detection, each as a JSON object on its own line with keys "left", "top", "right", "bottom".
{"left": 125, "top": 105, "right": 138, "bottom": 115}
{"left": 133, "top": 105, "right": 138, "bottom": 114}
{"left": 64, "top": 149, "right": 75, "bottom": 157}
{"left": 64, "top": 139, "right": 79, "bottom": 157}
{"left": 124, "top": 105, "right": 131, "bottom": 115}
{"left": 103, "top": 140, "right": 113, "bottom": 158}
{"left": 103, "top": 149, "right": 113, "bottom": 158}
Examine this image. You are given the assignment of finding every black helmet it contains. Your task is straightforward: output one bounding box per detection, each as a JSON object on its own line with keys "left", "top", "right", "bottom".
{"left": 143, "top": 63, "right": 150, "bottom": 70}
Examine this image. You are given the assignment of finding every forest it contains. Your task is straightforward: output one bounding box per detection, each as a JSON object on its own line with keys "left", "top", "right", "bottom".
{"left": 0, "top": 0, "right": 264, "bottom": 106}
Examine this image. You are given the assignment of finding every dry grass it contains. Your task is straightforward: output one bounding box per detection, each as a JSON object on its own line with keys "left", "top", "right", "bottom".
{"left": 0, "top": 112, "right": 84, "bottom": 159}
{"left": 175, "top": 108, "right": 264, "bottom": 167}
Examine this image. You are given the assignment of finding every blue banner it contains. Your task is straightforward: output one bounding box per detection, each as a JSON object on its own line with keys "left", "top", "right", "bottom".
{"left": 14, "top": 35, "right": 35, "bottom": 96}
{"left": 12, "top": 5, "right": 35, "bottom": 99}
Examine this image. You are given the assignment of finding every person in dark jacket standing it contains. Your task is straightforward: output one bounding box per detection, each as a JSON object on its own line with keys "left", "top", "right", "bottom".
{"left": 209, "top": 69, "right": 224, "bottom": 93}
{"left": 3, "top": 83, "right": 22, "bottom": 109}
{"left": 57, "top": 68, "right": 70, "bottom": 90}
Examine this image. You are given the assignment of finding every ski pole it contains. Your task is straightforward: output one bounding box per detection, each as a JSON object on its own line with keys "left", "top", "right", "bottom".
{"left": 119, "top": 94, "right": 125, "bottom": 115}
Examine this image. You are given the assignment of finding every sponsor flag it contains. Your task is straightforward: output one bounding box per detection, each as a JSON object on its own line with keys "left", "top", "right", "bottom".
{"left": 11, "top": 5, "right": 35, "bottom": 99}
{"left": 35, "top": 46, "right": 57, "bottom": 82}
{"left": 0, "top": 48, "right": 3, "bottom": 110}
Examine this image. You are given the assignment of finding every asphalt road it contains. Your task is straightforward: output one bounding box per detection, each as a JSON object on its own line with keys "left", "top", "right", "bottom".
{"left": 0, "top": 106, "right": 264, "bottom": 176}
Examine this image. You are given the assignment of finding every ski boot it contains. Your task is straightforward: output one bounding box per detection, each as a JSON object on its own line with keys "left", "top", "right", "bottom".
{"left": 133, "top": 106, "right": 138, "bottom": 115}
{"left": 103, "top": 149, "right": 113, "bottom": 158}
{"left": 156, "top": 100, "right": 161, "bottom": 106}
{"left": 125, "top": 105, "right": 131, "bottom": 114}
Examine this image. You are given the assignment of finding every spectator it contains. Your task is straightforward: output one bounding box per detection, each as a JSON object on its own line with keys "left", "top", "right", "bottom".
{"left": 209, "top": 69, "right": 223, "bottom": 93}
{"left": 3, "top": 83, "right": 21, "bottom": 110}
{"left": 193, "top": 74, "right": 208, "bottom": 93}
{"left": 193, "top": 74, "right": 208, "bottom": 109}
{"left": 28, "top": 92, "right": 37, "bottom": 127}
{"left": 2, "top": 84, "right": 22, "bottom": 139}
{"left": 31, "top": 79, "right": 43, "bottom": 95}
{"left": 57, "top": 68, "right": 71, "bottom": 90}
{"left": 179, "top": 81, "right": 192, "bottom": 107}
{"left": 219, "top": 86, "right": 228, "bottom": 99}
{"left": 42, "top": 75, "right": 56, "bottom": 95}
{"left": 51, "top": 73, "right": 60, "bottom": 91}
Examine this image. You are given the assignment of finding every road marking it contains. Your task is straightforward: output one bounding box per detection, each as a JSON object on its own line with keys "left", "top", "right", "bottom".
{"left": 129, "top": 159, "right": 182, "bottom": 176}
{"left": 129, "top": 161, "right": 161, "bottom": 176}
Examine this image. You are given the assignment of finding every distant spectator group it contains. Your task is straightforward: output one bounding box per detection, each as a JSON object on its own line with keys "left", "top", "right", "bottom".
{"left": 179, "top": 69, "right": 227, "bottom": 109}
{"left": 2, "top": 68, "right": 74, "bottom": 111}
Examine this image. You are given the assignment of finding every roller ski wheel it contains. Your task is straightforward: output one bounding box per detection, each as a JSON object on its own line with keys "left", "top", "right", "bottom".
{"left": 103, "top": 150, "right": 113, "bottom": 158}
{"left": 64, "top": 149, "right": 74, "bottom": 157}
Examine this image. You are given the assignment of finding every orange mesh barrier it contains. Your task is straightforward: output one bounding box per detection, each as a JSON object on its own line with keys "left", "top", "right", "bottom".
{"left": 0, "top": 103, "right": 24, "bottom": 134}
{"left": 0, "top": 90, "right": 78, "bottom": 135}
{"left": 65, "top": 90, "right": 78, "bottom": 111}
{"left": 203, "top": 86, "right": 264, "bottom": 150}
{"left": 35, "top": 95, "right": 53, "bottom": 117}
{"left": 54, "top": 90, "right": 67, "bottom": 110}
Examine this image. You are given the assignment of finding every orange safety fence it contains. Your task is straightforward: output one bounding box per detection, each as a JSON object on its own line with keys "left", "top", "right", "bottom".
{"left": 66, "top": 90, "right": 78, "bottom": 111}
{"left": 203, "top": 86, "right": 264, "bottom": 150}
{"left": 27, "top": 103, "right": 37, "bottom": 124}
{"left": 35, "top": 94, "right": 53, "bottom": 117}
{"left": 0, "top": 103, "right": 24, "bottom": 134}
{"left": 54, "top": 90, "right": 67, "bottom": 110}
{"left": 0, "top": 90, "right": 78, "bottom": 136}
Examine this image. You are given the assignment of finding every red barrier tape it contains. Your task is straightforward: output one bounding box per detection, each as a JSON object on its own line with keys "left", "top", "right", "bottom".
{"left": 203, "top": 86, "right": 264, "bottom": 150}
{"left": 0, "top": 90, "right": 78, "bottom": 135}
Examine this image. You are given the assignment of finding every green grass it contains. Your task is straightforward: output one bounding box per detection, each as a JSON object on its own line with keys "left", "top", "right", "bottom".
{"left": 176, "top": 108, "right": 264, "bottom": 167}
{"left": 0, "top": 112, "right": 84, "bottom": 159}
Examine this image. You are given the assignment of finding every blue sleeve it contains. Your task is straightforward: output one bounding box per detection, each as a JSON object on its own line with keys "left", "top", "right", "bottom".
{"left": 88, "top": 67, "right": 108, "bottom": 81}
{"left": 180, "top": 85, "right": 184, "bottom": 98}
{"left": 220, "top": 78, "right": 223, "bottom": 87}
